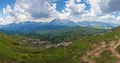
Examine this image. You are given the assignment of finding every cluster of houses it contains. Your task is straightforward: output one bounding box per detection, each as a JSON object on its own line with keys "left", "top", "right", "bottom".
{"left": 22, "top": 38, "right": 72, "bottom": 48}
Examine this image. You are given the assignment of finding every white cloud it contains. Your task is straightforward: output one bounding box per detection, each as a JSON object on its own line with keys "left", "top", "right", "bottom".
{"left": 65, "top": 0, "right": 86, "bottom": 15}
{"left": 0, "top": 18, "right": 6, "bottom": 25}
{"left": 80, "top": 0, "right": 120, "bottom": 23}
{"left": 28, "top": 0, "right": 51, "bottom": 18}
{"left": 3, "top": 5, "right": 12, "bottom": 15}
{"left": 0, "top": 16, "right": 14, "bottom": 25}
{"left": 100, "top": 14, "right": 115, "bottom": 19}
{"left": 117, "top": 16, "right": 120, "bottom": 20}
{"left": 100, "top": 0, "right": 120, "bottom": 13}
{"left": 88, "top": 0, "right": 120, "bottom": 14}
{"left": 14, "top": 0, "right": 60, "bottom": 22}
{"left": 87, "top": 0, "right": 103, "bottom": 16}
{"left": 0, "top": 0, "right": 58, "bottom": 25}
{"left": 76, "top": 0, "right": 81, "bottom": 3}
{"left": 1, "top": 0, "right": 120, "bottom": 25}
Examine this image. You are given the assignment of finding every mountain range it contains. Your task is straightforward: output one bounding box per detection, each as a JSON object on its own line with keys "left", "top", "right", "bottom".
{"left": 0, "top": 19, "right": 119, "bottom": 34}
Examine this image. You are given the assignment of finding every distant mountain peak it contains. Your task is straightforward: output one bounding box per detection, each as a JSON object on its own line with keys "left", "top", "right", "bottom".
{"left": 49, "top": 19, "right": 76, "bottom": 26}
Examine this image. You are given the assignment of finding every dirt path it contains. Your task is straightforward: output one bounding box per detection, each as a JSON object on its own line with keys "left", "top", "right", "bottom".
{"left": 81, "top": 41, "right": 107, "bottom": 63}
{"left": 109, "top": 39, "right": 120, "bottom": 63}
{"left": 80, "top": 36, "right": 120, "bottom": 63}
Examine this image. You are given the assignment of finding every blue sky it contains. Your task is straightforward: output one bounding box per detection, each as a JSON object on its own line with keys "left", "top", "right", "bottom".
{"left": 0, "top": 0, "right": 120, "bottom": 25}
{"left": 0, "top": 0, "right": 91, "bottom": 12}
{"left": 0, "top": 0, "right": 15, "bottom": 12}
{"left": 56, "top": 0, "right": 67, "bottom": 12}
{"left": 55, "top": 0, "right": 91, "bottom": 12}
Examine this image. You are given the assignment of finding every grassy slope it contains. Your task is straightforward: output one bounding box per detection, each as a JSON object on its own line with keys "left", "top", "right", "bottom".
{"left": 1, "top": 27, "right": 120, "bottom": 63}
{"left": 0, "top": 33, "right": 91, "bottom": 63}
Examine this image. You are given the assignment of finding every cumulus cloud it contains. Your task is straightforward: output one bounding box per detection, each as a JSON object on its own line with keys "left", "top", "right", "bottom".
{"left": 0, "top": 16, "right": 14, "bottom": 25}
{"left": 76, "top": 0, "right": 81, "bottom": 3}
{"left": 28, "top": 0, "right": 52, "bottom": 18}
{"left": 100, "top": 14, "right": 115, "bottom": 19}
{"left": 3, "top": 5, "right": 12, "bottom": 15}
{"left": 88, "top": 0, "right": 120, "bottom": 14}
{"left": 15, "top": 0, "right": 61, "bottom": 21}
{"left": 80, "top": 0, "right": 120, "bottom": 23}
{"left": 65, "top": 0, "right": 86, "bottom": 15}
{"left": 0, "top": 0, "right": 120, "bottom": 25}
{"left": 117, "top": 16, "right": 120, "bottom": 20}
{"left": 2, "top": 4, "right": 31, "bottom": 23}
{"left": 101, "top": 0, "right": 120, "bottom": 13}
{"left": 87, "top": 0, "right": 103, "bottom": 16}
{"left": 0, "top": 0, "right": 58, "bottom": 24}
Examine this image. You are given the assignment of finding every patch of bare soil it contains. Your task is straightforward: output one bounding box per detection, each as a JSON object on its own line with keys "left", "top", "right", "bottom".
{"left": 79, "top": 36, "right": 120, "bottom": 63}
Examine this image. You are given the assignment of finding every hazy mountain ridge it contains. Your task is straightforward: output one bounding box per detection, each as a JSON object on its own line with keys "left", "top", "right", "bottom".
{"left": 77, "top": 21, "right": 120, "bottom": 29}
{"left": 0, "top": 19, "right": 119, "bottom": 34}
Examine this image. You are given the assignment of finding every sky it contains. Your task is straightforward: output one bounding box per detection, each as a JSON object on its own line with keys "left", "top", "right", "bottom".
{"left": 0, "top": 0, "right": 120, "bottom": 25}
